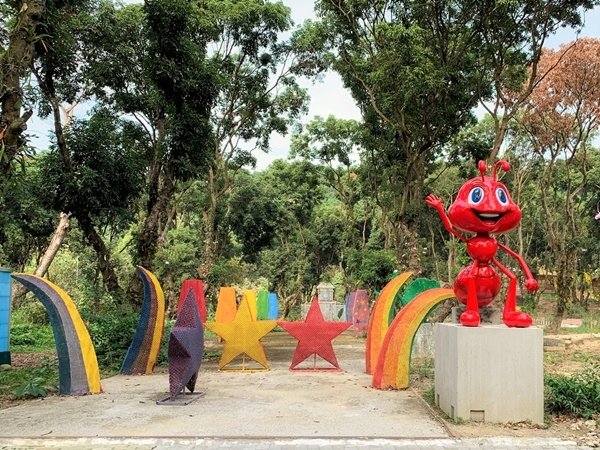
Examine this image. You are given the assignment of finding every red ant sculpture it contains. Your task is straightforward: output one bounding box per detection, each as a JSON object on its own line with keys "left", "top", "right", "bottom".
{"left": 426, "top": 160, "right": 538, "bottom": 327}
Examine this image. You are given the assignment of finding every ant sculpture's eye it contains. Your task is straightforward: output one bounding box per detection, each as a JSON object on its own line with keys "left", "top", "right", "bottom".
{"left": 468, "top": 187, "right": 484, "bottom": 205}
{"left": 496, "top": 187, "right": 509, "bottom": 206}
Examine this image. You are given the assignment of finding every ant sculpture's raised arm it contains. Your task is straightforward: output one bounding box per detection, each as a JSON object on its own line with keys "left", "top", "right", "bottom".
{"left": 426, "top": 160, "right": 538, "bottom": 327}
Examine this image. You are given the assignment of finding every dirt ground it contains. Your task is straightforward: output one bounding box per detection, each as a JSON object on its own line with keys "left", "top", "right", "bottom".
{"left": 2, "top": 330, "right": 599, "bottom": 446}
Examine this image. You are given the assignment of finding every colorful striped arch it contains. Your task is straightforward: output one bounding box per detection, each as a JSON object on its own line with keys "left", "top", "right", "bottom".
{"left": 215, "top": 287, "right": 237, "bottom": 322}
{"left": 121, "top": 266, "right": 165, "bottom": 375}
{"left": 267, "top": 292, "right": 278, "bottom": 320}
{"left": 372, "top": 288, "right": 454, "bottom": 390}
{"left": 11, "top": 274, "right": 102, "bottom": 395}
{"left": 243, "top": 289, "right": 258, "bottom": 321}
{"left": 257, "top": 290, "right": 269, "bottom": 320}
{"left": 365, "top": 272, "right": 413, "bottom": 374}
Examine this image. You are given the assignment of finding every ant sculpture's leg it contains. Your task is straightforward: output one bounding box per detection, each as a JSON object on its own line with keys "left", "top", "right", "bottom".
{"left": 493, "top": 258, "right": 532, "bottom": 327}
{"left": 460, "top": 262, "right": 480, "bottom": 327}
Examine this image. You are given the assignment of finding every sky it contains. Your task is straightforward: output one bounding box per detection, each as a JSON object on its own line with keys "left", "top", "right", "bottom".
{"left": 25, "top": 1, "right": 600, "bottom": 171}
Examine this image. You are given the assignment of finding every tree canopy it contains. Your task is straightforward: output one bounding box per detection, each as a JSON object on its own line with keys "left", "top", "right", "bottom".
{"left": 0, "top": 0, "right": 598, "bottom": 327}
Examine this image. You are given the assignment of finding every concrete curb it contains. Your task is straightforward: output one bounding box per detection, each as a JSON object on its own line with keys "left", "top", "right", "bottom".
{"left": 0, "top": 436, "right": 590, "bottom": 449}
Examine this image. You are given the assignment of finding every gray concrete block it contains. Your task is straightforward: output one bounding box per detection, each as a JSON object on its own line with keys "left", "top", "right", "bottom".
{"left": 434, "top": 323, "right": 544, "bottom": 425}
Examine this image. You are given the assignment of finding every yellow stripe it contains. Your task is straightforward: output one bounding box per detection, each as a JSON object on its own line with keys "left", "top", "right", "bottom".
{"left": 41, "top": 277, "right": 102, "bottom": 393}
{"left": 142, "top": 268, "right": 166, "bottom": 374}
{"left": 243, "top": 290, "right": 258, "bottom": 321}
{"left": 366, "top": 272, "right": 412, "bottom": 373}
{"left": 377, "top": 288, "right": 454, "bottom": 389}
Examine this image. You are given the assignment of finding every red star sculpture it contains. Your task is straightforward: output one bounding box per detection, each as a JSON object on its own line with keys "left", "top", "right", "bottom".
{"left": 278, "top": 297, "right": 351, "bottom": 370}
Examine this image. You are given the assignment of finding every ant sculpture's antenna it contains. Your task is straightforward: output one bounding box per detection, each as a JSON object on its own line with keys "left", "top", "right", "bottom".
{"left": 492, "top": 160, "right": 511, "bottom": 180}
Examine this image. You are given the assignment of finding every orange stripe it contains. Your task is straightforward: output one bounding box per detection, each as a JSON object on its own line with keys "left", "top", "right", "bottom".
{"left": 373, "top": 288, "right": 454, "bottom": 389}
{"left": 216, "top": 287, "right": 237, "bottom": 322}
{"left": 365, "top": 272, "right": 412, "bottom": 374}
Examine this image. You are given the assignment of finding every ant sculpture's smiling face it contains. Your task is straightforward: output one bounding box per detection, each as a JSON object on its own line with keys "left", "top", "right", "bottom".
{"left": 448, "top": 160, "right": 522, "bottom": 235}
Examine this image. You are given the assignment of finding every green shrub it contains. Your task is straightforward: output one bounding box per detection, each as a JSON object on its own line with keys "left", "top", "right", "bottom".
{"left": 9, "top": 322, "right": 54, "bottom": 350}
{"left": 16, "top": 301, "right": 50, "bottom": 325}
{"left": 545, "top": 361, "right": 600, "bottom": 419}
{"left": 157, "top": 319, "right": 175, "bottom": 367}
{"left": 85, "top": 308, "right": 139, "bottom": 372}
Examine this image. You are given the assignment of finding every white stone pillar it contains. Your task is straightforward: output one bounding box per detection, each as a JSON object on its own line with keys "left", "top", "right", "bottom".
{"left": 434, "top": 323, "right": 544, "bottom": 424}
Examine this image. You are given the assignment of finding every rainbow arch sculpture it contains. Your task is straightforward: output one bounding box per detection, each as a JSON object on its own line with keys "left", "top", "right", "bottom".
{"left": 365, "top": 272, "right": 413, "bottom": 374}
{"left": 372, "top": 287, "right": 454, "bottom": 389}
{"left": 121, "top": 266, "right": 165, "bottom": 375}
{"left": 11, "top": 274, "right": 102, "bottom": 395}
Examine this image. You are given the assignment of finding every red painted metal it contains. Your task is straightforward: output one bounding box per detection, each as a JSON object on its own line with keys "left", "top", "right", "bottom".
{"left": 426, "top": 160, "right": 538, "bottom": 327}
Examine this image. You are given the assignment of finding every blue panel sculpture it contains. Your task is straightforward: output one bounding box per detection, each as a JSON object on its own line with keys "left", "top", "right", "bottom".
{"left": 0, "top": 268, "right": 12, "bottom": 365}
{"left": 267, "top": 292, "right": 279, "bottom": 320}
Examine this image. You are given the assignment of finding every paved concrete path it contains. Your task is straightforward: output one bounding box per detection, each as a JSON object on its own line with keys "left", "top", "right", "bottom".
{"left": 0, "top": 332, "right": 589, "bottom": 448}
{"left": 0, "top": 333, "right": 447, "bottom": 439}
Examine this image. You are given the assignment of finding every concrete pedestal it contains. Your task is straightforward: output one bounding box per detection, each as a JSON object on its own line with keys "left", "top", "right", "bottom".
{"left": 434, "top": 323, "right": 543, "bottom": 424}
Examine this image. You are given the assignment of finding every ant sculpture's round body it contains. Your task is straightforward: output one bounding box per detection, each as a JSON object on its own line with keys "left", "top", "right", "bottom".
{"left": 426, "top": 160, "right": 538, "bottom": 327}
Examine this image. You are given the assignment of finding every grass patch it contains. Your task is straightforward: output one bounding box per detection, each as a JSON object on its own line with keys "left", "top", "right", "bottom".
{"left": 0, "top": 357, "right": 58, "bottom": 403}
{"left": 411, "top": 357, "right": 435, "bottom": 378}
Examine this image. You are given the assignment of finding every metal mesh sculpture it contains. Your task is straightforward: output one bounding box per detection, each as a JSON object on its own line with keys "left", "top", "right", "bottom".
{"left": 365, "top": 272, "right": 412, "bottom": 374}
{"left": 372, "top": 288, "right": 454, "bottom": 389}
{"left": 257, "top": 290, "right": 269, "bottom": 320}
{"left": 11, "top": 274, "right": 102, "bottom": 395}
{"left": 215, "top": 287, "right": 237, "bottom": 323}
{"left": 166, "top": 289, "right": 204, "bottom": 401}
{"left": 206, "top": 295, "right": 276, "bottom": 370}
{"left": 267, "top": 292, "right": 278, "bottom": 320}
{"left": 121, "top": 266, "right": 165, "bottom": 375}
{"left": 352, "top": 289, "right": 370, "bottom": 337}
{"left": 0, "top": 268, "right": 12, "bottom": 365}
{"left": 177, "top": 279, "right": 207, "bottom": 323}
{"left": 345, "top": 291, "right": 356, "bottom": 323}
{"left": 242, "top": 289, "right": 258, "bottom": 321}
{"left": 278, "top": 297, "right": 351, "bottom": 371}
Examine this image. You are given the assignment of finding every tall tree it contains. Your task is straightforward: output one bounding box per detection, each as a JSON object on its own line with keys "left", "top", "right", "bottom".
{"left": 298, "top": 0, "right": 598, "bottom": 269}
{"left": 196, "top": 0, "right": 308, "bottom": 279}
{"left": 0, "top": 0, "right": 45, "bottom": 178}
{"left": 255, "top": 160, "right": 324, "bottom": 317}
{"left": 475, "top": 0, "right": 599, "bottom": 162}
{"left": 83, "top": 1, "right": 216, "bottom": 275}
{"left": 514, "top": 38, "right": 600, "bottom": 324}
{"left": 290, "top": 115, "right": 370, "bottom": 272}
{"left": 38, "top": 109, "right": 147, "bottom": 299}
{"left": 302, "top": 0, "right": 484, "bottom": 268}
{"left": 29, "top": 0, "right": 134, "bottom": 297}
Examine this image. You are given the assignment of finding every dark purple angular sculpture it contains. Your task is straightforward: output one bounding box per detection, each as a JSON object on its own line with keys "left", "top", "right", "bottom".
{"left": 168, "top": 289, "right": 204, "bottom": 399}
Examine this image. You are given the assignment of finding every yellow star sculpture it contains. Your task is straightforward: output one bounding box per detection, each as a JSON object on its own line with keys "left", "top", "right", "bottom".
{"left": 206, "top": 295, "right": 277, "bottom": 370}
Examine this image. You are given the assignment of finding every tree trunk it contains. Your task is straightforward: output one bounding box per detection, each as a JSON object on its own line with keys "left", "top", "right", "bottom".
{"left": 77, "top": 213, "right": 123, "bottom": 302}
{"left": 553, "top": 248, "right": 577, "bottom": 328}
{"left": 199, "top": 167, "right": 220, "bottom": 279}
{"left": 395, "top": 222, "right": 422, "bottom": 272}
{"left": 12, "top": 212, "right": 70, "bottom": 305}
{"left": 133, "top": 112, "right": 168, "bottom": 269}
{"left": 35, "top": 212, "right": 70, "bottom": 276}
{"left": 136, "top": 177, "right": 174, "bottom": 269}
{"left": 128, "top": 173, "right": 174, "bottom": 307}
{"left": 0, "top": 0, "right": 45, "bottom": 176}
{"left": 488, "top": 116, "right": 510, "bottom": 164}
